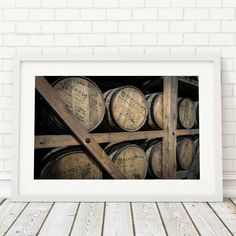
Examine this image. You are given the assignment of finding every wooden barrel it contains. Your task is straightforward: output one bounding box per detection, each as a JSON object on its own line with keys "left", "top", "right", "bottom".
{"left": 145, "top": 93, "right": 163, "bottom": 129}
{"left": 177, "top": 98, "right": 196, "bottom": 129}
{"left": 41, "top": 76, "right": 105, "bottom": 134}
{"left": 194, "top": 101, "right": 199, "bottom": 128}
{"left": 193, "top": 135, "right": 199, "bottom": 149}
{"left": 176, "top": 138, "right": 195, "bottom": 170}
{"left": 103, "top": 86, "right": 148, "bottom": 131}
{"left": 40, "top": 147, "right": 102, "bottom": 179}
{"left": 105, "top": 142, "right": 148, "bottom": 179}
{"left": 142, "top": 139, "right": 162, "bottom": 178}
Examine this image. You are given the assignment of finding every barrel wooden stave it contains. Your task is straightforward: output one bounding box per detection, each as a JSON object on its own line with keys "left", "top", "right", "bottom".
{"left": 177, "top": 98, "right": 196, "bottom": 129}
{"left": 104, "top": 86, "right": 148, "bottom": 132}
{"left": 40, "top": 147, "right": 102, "bottom": 179}
{"left": 176, "top": 137, "right": 195, "bottom": 170}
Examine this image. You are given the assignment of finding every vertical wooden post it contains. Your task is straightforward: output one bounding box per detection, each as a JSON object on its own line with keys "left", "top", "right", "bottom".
{"left": 162, "top": 77, "right": 178, "bottom": 178}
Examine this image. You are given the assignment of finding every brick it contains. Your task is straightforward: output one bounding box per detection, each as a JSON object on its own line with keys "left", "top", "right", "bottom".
{"left": 170, "top": 46, "right": 195, "bottom": 54}
{"left": 145, "top": 46, "right": 170, "bottom": 55}
{"left": 196, "top": 21, "right": 220, "bottom": 32}
{"left": 158, "top": 9, "right": 183, "bottom": 19}
{"left": 3, "top": 84, "right": 12, "bottom": 97}
{"left": 16, "top": 22, "right": 41, "bottom": 34}
{"left": 0, "top": 72, "right": 13, "bottom": 83}
{"left": 0, "top": 0, "right": 15, "bottom": 7}
{"left": 223, "top": 122, "right": 236, "bottom": 134}
{"left": 42, "top": 22, "right": 67, "bottom": 33}
{"left": 93, "top": 22, "right": 117, "bottom": 33}
{"left": 184, "top": 9, "right": 208, "bottom": 19}
{"left": 68, "top": 22, "right": 92, "bottom": 33}
{"left": 223, "top": 0, "right": 236, "bottom": 7}
{"left": 0, "top": 97, "right": 11, "bottom": 108}
{"left": 93, "top": 0, "right": 118, "bottom": 7}
{"left": 80, "top": 34, "right": 105, "bottom": 46}
{"left": 3, "top": 110, "right": 13, "bottom": 121}
{"left": 145, "top": 0, "right": 170, "bottom": 7}
{"left": 197, "top": 0, "right": 221, "bottom": 7}
{"left": 42, "top": 0, "right": 66, "bottom": 8}
{"left": 55, "top": 35, "right": 79, "bottom": 46}
{"left": 158, "top": 34, "right": 183, "bottom": 45}
{"left": 222, "top": 72, "right": 236, "bottom": 84}
{"left": 106, "top": 33, "right": 130, "bottom": 45}
{"left": 222, "top": 85, "right": 233, "bottom": 96}
{"left": 29, "top": 9, "right": 54, "bottom": 20}
{"left": 4, "top": 160, "right": 11, "bottom": 171}
{"left": 29, "top": 35, "right": 53, "bottom": 46}
{"left": 132, "top": 33, "right": 156, "bottom": 45}
{"left": 221, "top": 47, "right": 236, "bottom": 57}
{"left": 119, "top": 22, "right": 143, "bottom": 32}
{"left": 68, "top": 0, "right": 93, "bottom": 7}
{"left": 3, "top": 134, "right": 12, "bottom": 146}
{"left": 223, "top": 135, "right": 234, "bottom": 147}
{"left": 119, "top": 0, "right": 144, "bottom": 7}
{"left": 119, "top": 46, "right": 144, "bottom": 54}
{"left": 2, "top": 59, "right": 13, "bottom": 71}
{"left": 17, "top": 47, "right": 41, "bottom": 55}
{"left": 55, "top": 9, "right": 80, "bottom": 20}
{"left": 222, "top": 97, "right": 236, "bottom": 109}
{"left": 4, "top": 9, "right": 28, "bottom": 20}
{"left": 222, "top": 22, "right": 236, "bottom": 32}
{"left": 184, "top": 34, "right": 208, "bottom": 45}
{"left": 0, "top": 160, "right": 3, "bottom": 171}
{"left": 171, "top": 0, "right": 196, "bottom": 7}
{"left": 107, "top": 9, "right": 131, "bottom": 20}
{"left": 222, "top": 109, "right": 233, "bottom": 122}
{"left": 196, "top": 46, "right": 221, "bottom": 55}
{"left": 94, "top": 47, "right": 118, "bottom": 54}
{"left": 68, "top": 47, "right": 93, "bottom": 55}
{"left": 144, "top": 21, "right": 168, "bottom": 32}
{"left": 170, "top": 21, "right": 194, "bottom": 32}
{"left": 222, "top": 58, "right": 234, "bottom": 71}
{"left": 4, "top": 35, "right": 28, "bottom": 46}
{"left": 16, "top": 0, "right": 41, "bottom": 8}
{"left": 209, "top": 34, "right": 234, "bottom": 45}
{"left": 223, "top": 160, "right": 234, "bottom": 171}
{"left": 0, "top": 47, "right": 15, "bottom": 58}
{"left": 210, "top": 9, "right": 235, "bottom": 19}
{"left": 0, "top": 148, "right": 11, "bottom": 159}
{"left": 133, "top": 9, "right": 157, "bottom": 20}
{"left": 0, "top": 22, "right": 15, "bottom": 33}
{"left": 81, "top": 9, "right": 106, "bottom": 20}
{"left": 42, "top": 47, "right": 67, "bottom": 55}
{"left": 223, "top": 147, "right": 236, "bottom": 159}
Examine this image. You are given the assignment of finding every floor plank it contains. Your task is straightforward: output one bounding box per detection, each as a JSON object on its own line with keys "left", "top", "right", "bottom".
{"left": 38, "top": 202, "right": 78, "bottom": 236}
{"left": 209, "top": 199, "right": 236, "bottom": 235}
{"left": 5, "top": 202, "right": 53, "bottom": 236}
{"left": 183, "top": 202, "right": 232, "bottom": 236}
{"left": 158, "top": 202, "right": 199, "bottom": 236}
{"left": 0, "top": 199, "right": 4, "bottom": 206}
{"left": 103, "top": 203, "right": 134, "bottom": 236}
{"left": 70, "top": 203, "right": 104, "bottom": 236}
{"left": 132, "top": 202, "right": 166, "bottom": 236}
{"left": 0, "top": 200, "right": 28, "bottom": 236}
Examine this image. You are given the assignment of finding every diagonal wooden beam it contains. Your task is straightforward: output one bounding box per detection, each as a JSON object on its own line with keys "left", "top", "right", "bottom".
{"left": 35, "top": 76, "right": 126, "bottom": 179}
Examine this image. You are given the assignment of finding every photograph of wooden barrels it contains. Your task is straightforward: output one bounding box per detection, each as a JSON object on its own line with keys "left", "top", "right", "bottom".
{"left": 34, "top": 76, "right": 199, "bottom": 180}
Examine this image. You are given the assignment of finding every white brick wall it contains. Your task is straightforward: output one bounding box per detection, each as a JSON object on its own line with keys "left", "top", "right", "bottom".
{"left": 0, "top": 0, "right": 236, "bottom": 196}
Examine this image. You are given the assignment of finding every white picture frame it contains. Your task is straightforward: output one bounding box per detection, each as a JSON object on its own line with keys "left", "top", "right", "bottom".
{"left": 12, "top": 54, "right": 222, "bottom": 202}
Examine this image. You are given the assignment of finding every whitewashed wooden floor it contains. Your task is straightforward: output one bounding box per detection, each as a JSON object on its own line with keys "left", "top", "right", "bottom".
{"left": 0, "top": 198, "right": 236, "bottom": 236}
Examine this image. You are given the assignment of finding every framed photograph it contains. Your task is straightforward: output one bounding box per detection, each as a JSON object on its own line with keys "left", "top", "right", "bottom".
{"left": 12, "top": 54, "right": 222, "bottom": 201}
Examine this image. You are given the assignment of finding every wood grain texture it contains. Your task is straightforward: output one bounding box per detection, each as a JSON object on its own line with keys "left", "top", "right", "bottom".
{"left": 158, "top": 203, "right": 199, "bottom": 236}
{"left": 38, "top": 203, "right": 78, "bottom": 236}
{"left": 0, "top": 200, "right": 28, "bottom": 236}
{"left": 35, "top": 130, "right": 167, "bottom": 149}
{"left": 183, "top": 202, "right": 232, "bottom": 236}
{"left": 70, "top": 203, "right": 104, "bottom": 236}
{"left": 132, "top": 203, "right": 166, "bottom": 236}
{"left": 35, "top": 76, "right": 125, "bottom": 179}
{"left": 162, "top": 77, "right": 178, "bottom": 178}
{"left": 5, "top": 202, "right": 53, "bottom": 236}
{"left": 103, "top": 203, "right": 134, "bottom": 236}
{"left": 209, "top": 199, "right": 236, "bottom": 235}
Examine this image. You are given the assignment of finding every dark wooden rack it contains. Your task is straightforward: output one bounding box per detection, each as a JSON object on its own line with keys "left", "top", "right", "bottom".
{"left": 35, "top": 76, "right": 199, "bottom": 179}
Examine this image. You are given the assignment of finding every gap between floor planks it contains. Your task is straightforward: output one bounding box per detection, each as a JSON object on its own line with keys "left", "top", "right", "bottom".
{"left": 0, "top": 199, "right": 236, "bottom": 236}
